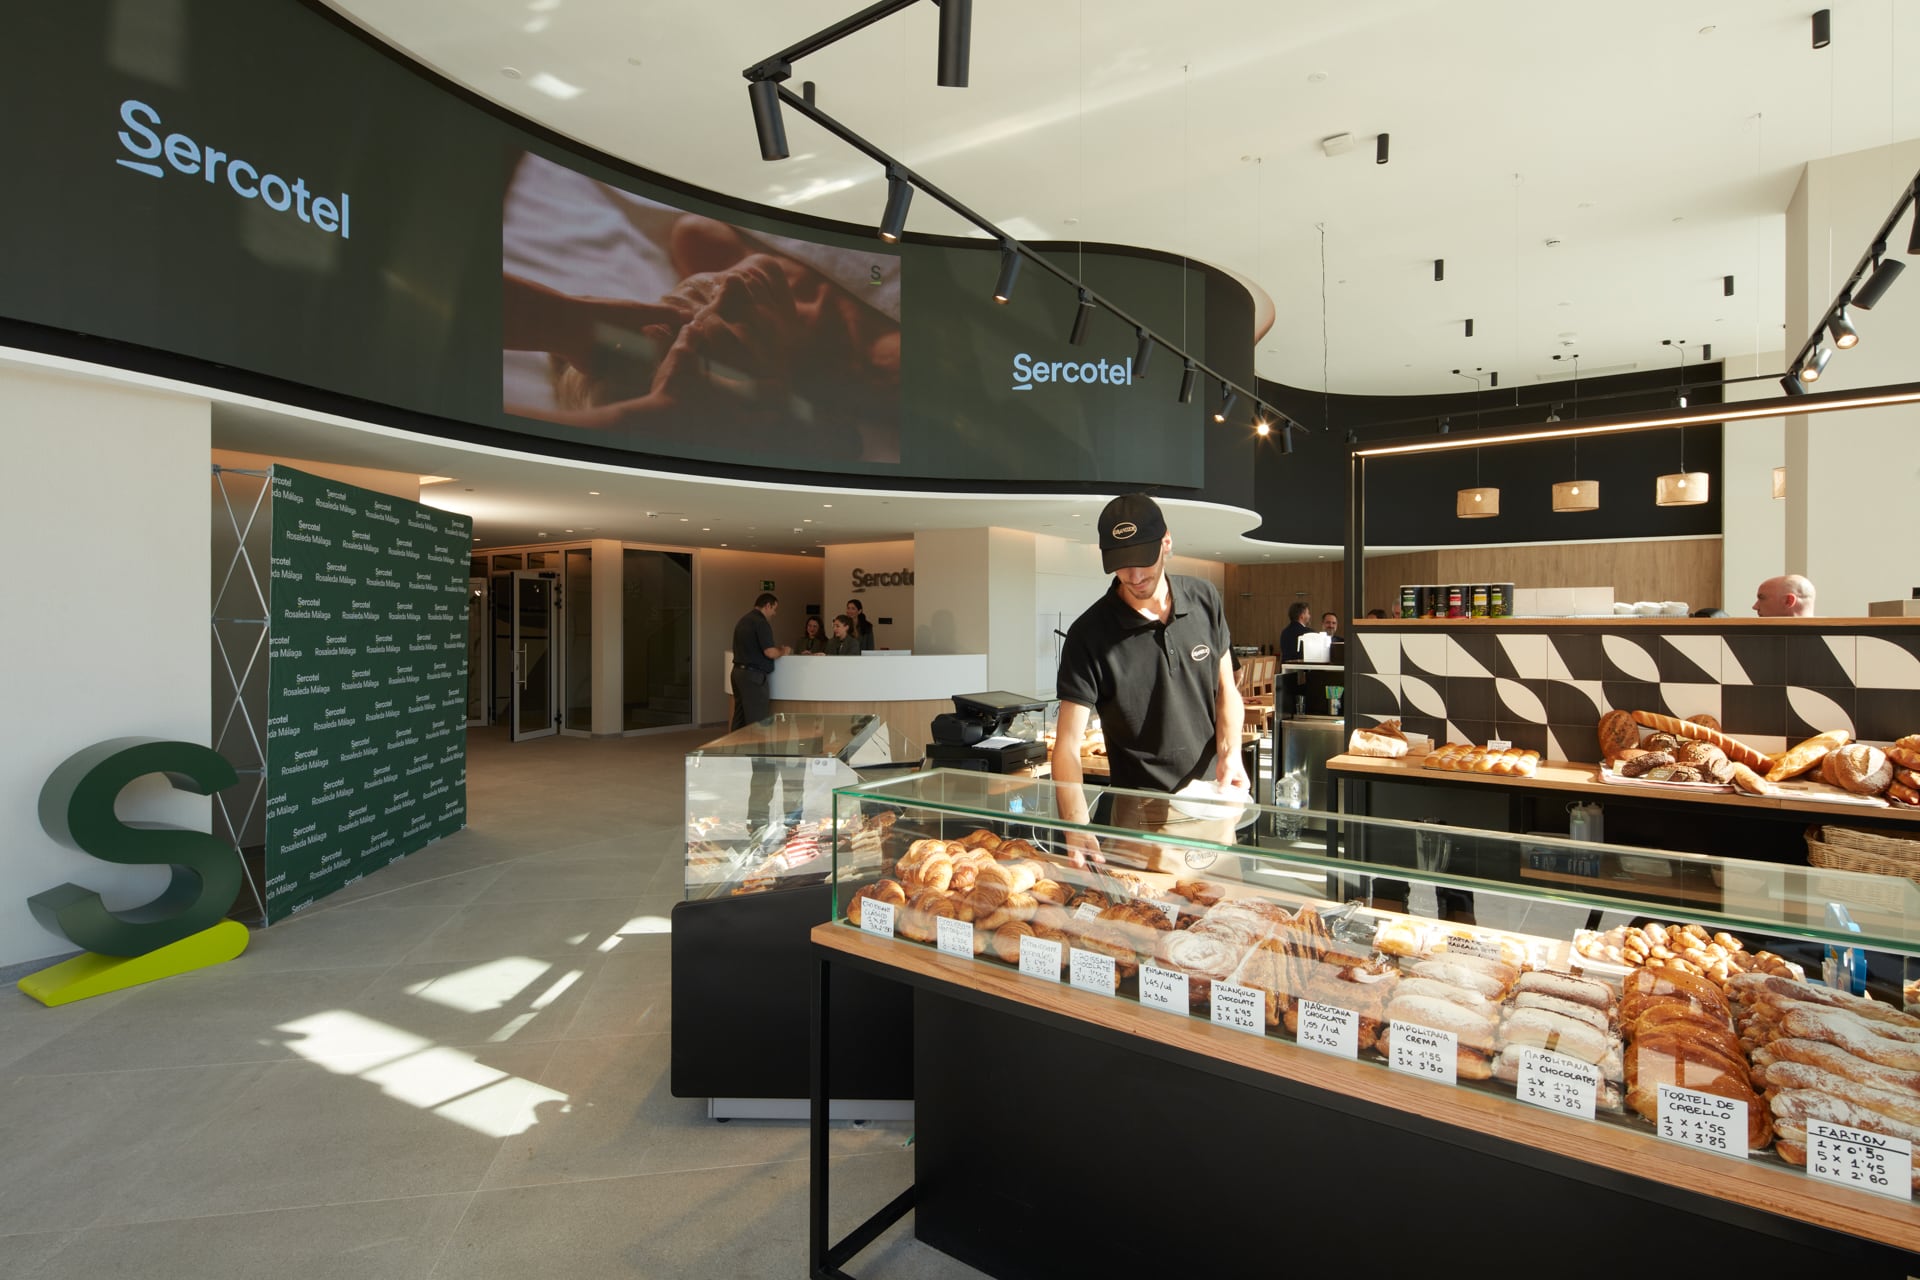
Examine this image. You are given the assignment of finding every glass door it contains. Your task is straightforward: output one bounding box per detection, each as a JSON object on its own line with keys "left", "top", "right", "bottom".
{"left": 511, "top": 571, "right": 559, "bottom": 741}
{"left": 466, "top": 578, "right": 488, "bottom": 727}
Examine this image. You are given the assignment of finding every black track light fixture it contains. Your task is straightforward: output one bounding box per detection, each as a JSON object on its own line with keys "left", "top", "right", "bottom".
{"left": 1214, "top": 384, "right": 1238, "bottom": 424}
{"left": 1813, "top": 8, "right": 1831, "bottom": 49}
{"left": 935, "top": 0, "right": 971, "bottom": 88}
{"left": 1781, "top": 373, "right": 1807, "bottom": 396}
{"left": 1434, "top": 259, "right": 1445, "bottom": 282}
{"left": 1464, "top": 318, "right": 1474, "bottom": 338}
{"left": 1134, "top": 329, "right": 1154, "bottom": 377}
{"left": 1178, "top": 360, "right": 1197, "bottom": 404}
{"left": 1854, "top": 251, "right": 1903, "bottom": 310}
{"left": 1801, "top": 343, "right": 1834, "bottom": 383}
{"left": 1438, "top": 417, "right": 1451, "bottom": 434}
{"left": 878, "top": 168, "right": 912, "bottom": 242}
{"left": 1376, "top": 133, "right": 1390, "bottom": 165}
{"left": 1253, "top": 405, "right": 1271, "bottom": 437}
{"left": 1281, "top": 424, "right": 1296, "bottom": 455}
{"left": 1831, "top": 303, "right": 1860, "bottom": 349}
{"left": 992, "top": 243, "right": 1020, "bottom": 303}
{"left": 748, "top": 76, "right": 789, "bottom": 161}
{"left": 1702, "top": 343, "right": 1712, "bottom": 361}
{"left": 1725, "top": 275, "right": 1736, "bottom": 296}
{"left": 1068, "top": 289, "right": 1094, "bottom": 345}
{"left": 1489, "top": 371, "right": 1499, "bottom": 388}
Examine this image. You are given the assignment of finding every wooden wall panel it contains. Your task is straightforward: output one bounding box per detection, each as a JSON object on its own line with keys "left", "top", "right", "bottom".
{"left": 1224, "top": 539, "right": 1724, "bottom": 649}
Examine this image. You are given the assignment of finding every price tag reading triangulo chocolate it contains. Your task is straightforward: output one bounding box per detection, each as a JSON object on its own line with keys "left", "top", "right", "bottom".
{"left": 1210, "top": 981, "right": 1265, "bottom": 1036}
{"left": 1807, "top": 1120, "right": 1913, "bottom": 1200}
{"left": 1069, "top": 947, "right": 1117, "bottom": 995}
{"left": 858, "top": 898, "right": 896, "bottom": 939}
{"left": 1388, "top": 1022, "right": 1457, "bottom": 1085}
{"left": 1017, "top": 934, "right": 1063, "bottom": 982}
{"left": 1298, "top": 1000, "right": 1359, "bottom": 1059}
{"left": 935, "top": 916, "right": 974, "bottom": 958}
{"left": 1655, "top": 1084, "right": 1747, "bottom": 1158}
{"left": 1515, "top": 1048, "right": 1599, "bottom": 1120}
{"left": 1138, "top": 963, "right": 1189, "bottom": 1014}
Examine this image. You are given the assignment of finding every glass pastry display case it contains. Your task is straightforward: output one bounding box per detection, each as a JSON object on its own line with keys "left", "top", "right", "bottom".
{"left": 827, "top": 769, "right": 1920, "bottom": 1213}
{"left": 682, "top": 712, "right": 890, "bottom": 900}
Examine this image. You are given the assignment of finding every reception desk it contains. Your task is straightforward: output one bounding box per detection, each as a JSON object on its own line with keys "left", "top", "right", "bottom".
{"left": 727, "top": 652, "right": 989, "bottom": 763}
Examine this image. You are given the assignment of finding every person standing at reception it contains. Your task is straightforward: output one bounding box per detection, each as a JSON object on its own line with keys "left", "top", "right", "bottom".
{"left": 1753, "top": 575, "right": 1817, "bottom": 617}
{"left": 846, "top": 598, "right": 876, "bottom": 650}
{"left": 730, "top": 591, "right": 790, "bottom": 730}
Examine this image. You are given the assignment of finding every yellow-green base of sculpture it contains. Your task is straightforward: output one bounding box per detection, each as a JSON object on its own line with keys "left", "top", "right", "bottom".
{"left": 17, "top": 919, "right": 250, "bottom": 1007}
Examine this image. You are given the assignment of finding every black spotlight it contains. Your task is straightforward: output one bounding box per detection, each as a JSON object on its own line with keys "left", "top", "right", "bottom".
{"left": 1434, "top": 258, "right": 1445, "bottom": 282}
{"left": 1830, "top": 304, "right": 1860, "bottom": 349}
{"left": 1723, "top": 275, "right": 1735, "bottom": 297}
{"left": 1464, "top": 318, "right": 1474, "bottom": 337}
{"left": 1781, "top": 373, "right": 1807, "bottom": 396}
{"left": 1854, "top": 254, "right": 1903, "bottom": 309}
{"left": 1214, "top": 384, "right": 1238, "bottom": 424}
{"left": 1438, "top": 417, "right": 1451, "bottom": 434}
{"left": 1376, "top": 132, "right": 1390, "bottom": 165}
{"left": 1813, "top": 8, "right": 1831, "bottom": 49}
{"left": 1068, "top": 289, "right": 1094, "bottom": 345}
{"left": 1489, "top": 371, "right": 1499, "bottom": 388}
{"left": 878, "top": 170, "right": 913, "bottom": 243}
{"left": 1178, "top": 360, "right": 1197, "bottom": 404}
{"left": 936, "top": 0, "right": 972, "bottom": 87}
{"left": 1702, "top": 343, "right": 1712, "bottom": 361}
{"left": 748, "top": 79, "right": 789, "bottom": 161}
{"left": 1281, "top": 424, "right": 1296, "bottom": 454}
{"left": 1134, "top": 329, "right": 1154, "bottom": 377}
{"left": 1801, "top": 343, "right": 1833, "bottom": 382}
{"left": 1252, "top": 405, "right": 1271, "bottom": 437}
{"left": 992, "top": 244, "right": 1021, "bottom": 303}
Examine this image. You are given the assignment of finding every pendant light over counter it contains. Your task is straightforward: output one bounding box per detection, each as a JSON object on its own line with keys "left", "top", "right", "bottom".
{"left": 1552, "top": 435, "right": 1599, "bottom": 512}
{"left": 1655, "top": 426, "right": 1709, "bottom": 507}
{"left": 1456, "top": 448, "right": 1499, "bottom": 518}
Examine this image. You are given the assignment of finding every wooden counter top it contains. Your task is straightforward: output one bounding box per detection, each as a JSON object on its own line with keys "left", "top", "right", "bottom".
{"left": 815, "top": 923, "right": 1920, "bottom": 1255}
{"left": 1328, "top": 753, "right": 1920, "bottom": 824}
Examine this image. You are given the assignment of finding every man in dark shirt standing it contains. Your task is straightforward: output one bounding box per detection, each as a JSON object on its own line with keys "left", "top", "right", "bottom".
{"left": 730, "top": 591, "right": 790, "bottom": 731}
{"left": 1278, "top": 601, "right": 1314, "bottom": 663}
{"left": 1051, "top": 494, "right": 1247, "bottom": 867}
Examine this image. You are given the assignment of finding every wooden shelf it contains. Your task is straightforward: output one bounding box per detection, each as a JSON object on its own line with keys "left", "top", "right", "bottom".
{"left": 815, "top": 923, "right": 1920, "bottom": 1255}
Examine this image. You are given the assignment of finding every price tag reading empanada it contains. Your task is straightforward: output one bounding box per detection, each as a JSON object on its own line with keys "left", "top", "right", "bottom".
{"left": 1017, "top": 934, "right": 1062, "bottom": 982}
{"left": 935, "top": 916, "right": 974, "bottom": 958}
{"left": 1210, "top": 981, "right": 1265, "bottom": 1036}
{"left": 1656, "top": 1084, "right": 1747, "bottom": 1158}
{"left": 1808, "top": 1121, "right": 1913, "bottom": 1200}
{"left": 1516, "top": 1048, "right": 1599, "bottom": 1120}
{"left": 1138, "top": 963, "right": 1189, "bottom": 1014}
{"left": 1069, "top": 948, "right": 1117, "bottom": 995}
{"left": 1388, "top": 1022, "right": 1457, "bottom": 1085}
{"left": 858, "top": 898, "right": 895, "bottom": 939}
{"left": 1297, "top": 1000, "right": 1358, "bottom": 1059}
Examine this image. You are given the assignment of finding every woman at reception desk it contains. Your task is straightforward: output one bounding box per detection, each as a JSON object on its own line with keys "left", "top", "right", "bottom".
{"left": 759, "top": 645, "right": 989, "bottom": 763}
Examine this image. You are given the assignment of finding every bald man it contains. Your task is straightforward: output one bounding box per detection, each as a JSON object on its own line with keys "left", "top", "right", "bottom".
{"left": 1753, "top": 574, "right": 1816, "bottom": 617}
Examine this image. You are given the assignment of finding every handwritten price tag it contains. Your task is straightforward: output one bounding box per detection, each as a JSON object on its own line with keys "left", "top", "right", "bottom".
{"left": 1210, "top": 981, "right": 1265, "bottom": 1036}
{"left": 1656, "top": 1084, "right": 1747, "bottom": 1159}
{"left": 1516, "top": 1048, "right": 1599, "bottom": 1120}
{"left": 858, "top": 898, "right": 895, "bottom": 939}
{"left": 1808, "top": 1121, "right": 1913, "bottom": 1200}
{"left": 1151, "top": 899, "right": 1183, "bottom": 926}
{"left": 1018, "top": 934, "right": 1063, "bottom": 982}
{"left": 1297, "top": 1000, "right": 1359, "bottom": 1059}
{"left": 1388, "top": 1022, "right": 1458, "bottom": 1085}
{"left": 1069, "top": 947, "right": 1117, "bottom": 995}
{"left": 1073, "top": 902, "right": 1104, "bottom": 922}
{"left": 935, "top": 916, "right": 974, "bottom": 958}
{"left": 1138, "top": 963, "right": 1189, "bottom": 1014}
{"left": 1444, "top": 933, "right": 1507, "bottom": 964}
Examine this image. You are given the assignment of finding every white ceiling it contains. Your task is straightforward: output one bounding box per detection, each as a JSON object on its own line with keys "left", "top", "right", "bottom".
{"left": 204, "top": 0, "right": 1919, "bottom": 561}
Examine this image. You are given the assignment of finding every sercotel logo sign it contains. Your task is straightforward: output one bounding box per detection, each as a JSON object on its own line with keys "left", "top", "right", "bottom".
{"left": 114, "top": 99, "right": 353, "bottom": 239}
{"left": 1010, "top": 353, "right": 1135, "bottom": 392}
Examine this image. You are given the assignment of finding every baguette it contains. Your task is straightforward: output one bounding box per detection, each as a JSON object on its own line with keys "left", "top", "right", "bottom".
{"left": 1728, "top": 762, "right": 1775, "bottom": 796}
{"left": 1629, "top": 710, "right": 1772, "bottom": 772}
{"left": 1766, "top": 729, "right": 1851, "bottom": 782}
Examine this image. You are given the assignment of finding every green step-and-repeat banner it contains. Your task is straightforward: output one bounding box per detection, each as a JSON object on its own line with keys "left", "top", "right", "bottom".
{"left": 264, "top": 467, "right": 469, "bottom": 922}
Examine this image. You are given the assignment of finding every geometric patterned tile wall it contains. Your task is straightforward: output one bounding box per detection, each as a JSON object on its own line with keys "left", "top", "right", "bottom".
{"left": 1353, "top": 625, "right": 1920, "bottom": 764}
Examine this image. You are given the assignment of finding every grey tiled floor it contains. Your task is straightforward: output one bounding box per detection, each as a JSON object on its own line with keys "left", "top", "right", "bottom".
{"left": 0, "top": 727, "right": 979, "bottom": 1279}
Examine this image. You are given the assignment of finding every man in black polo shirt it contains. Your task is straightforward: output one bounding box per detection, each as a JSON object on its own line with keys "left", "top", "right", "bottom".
{"left": 730, "top": 591, "right": 790, "bottom": 731}
{"left": 1051, "top": 494, "right": 1247, "bottom": 866}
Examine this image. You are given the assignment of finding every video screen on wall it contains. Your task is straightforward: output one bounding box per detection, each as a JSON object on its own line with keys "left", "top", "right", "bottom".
{"left": 0, "top": 0, "right": 1220, "bottom": 488}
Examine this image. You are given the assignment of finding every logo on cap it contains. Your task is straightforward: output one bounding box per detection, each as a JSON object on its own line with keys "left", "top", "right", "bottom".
{"left": 1190, "top": 644, "right": 1211, "bottom": 662}
{"left": 1112, "top": 522, "right": 1138, "bottom": 540}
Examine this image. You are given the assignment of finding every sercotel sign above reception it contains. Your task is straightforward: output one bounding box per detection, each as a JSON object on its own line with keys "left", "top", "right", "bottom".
{"left": 1010, "top": 353, "right": 1136, "bottom": 392}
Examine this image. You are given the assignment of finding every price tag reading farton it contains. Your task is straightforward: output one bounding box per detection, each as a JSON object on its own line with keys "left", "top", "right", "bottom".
{"left": 1388, "top": 1022, "right": 1457, "bottom": 1085}
{"left": 1068, "top": 947, "right": 1116, "bottom": 995}
{"left": 1017, "top": 934, "right": 1062, "bottom": 982}
{"left": 1516, "top": 1049, "right": 1598, "bottom": 1120}
{"left": 1298, "top": 1000, "right": 1359, "bottom": 1059}
{"left": 858, "top": 898, "right": 895, "bottom": 939}
{"left": 1210, "top": 981, "right": 1264, "bottom": 1036}
{"left": 935, "top": 916, "right": 973, "bottom": 958}
{"left": 1138, "top": 963, "right": 1188, "bottom": 1014}
{"left": 1808, "top": 1121, "right": 1912, "bottom": 1200}
{"left": 1656, "top": 1084, "right": 1747, "bottom": 1158}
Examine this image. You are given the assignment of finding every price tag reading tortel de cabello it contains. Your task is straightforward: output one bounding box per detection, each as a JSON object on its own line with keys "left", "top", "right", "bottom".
{"left": 1297, "top": 1000, "right": 1359, "bottom": 1059}
{"left": 1137, "top": 963, "right": 1189, "bottom": 1014}
{"left": 1388, "top": 1022, "right": 1457, "bottom": 1085}
{"left": 1017, "top": 934, "right": 1063, "bottom": 982}
{"left": 1807, "top": 1120, "right": 1913, "bottom": 1200}
{"left": 1515, "top": 1048, "right": 1599, "bottom": 1120}
{"left": 1210, "top": 981, "right": 1265, "bottom": 1036}
{"left": 935, "top": 916, "right": 973, "bottom": 958}
{"left": 858, "top": 897, "right": 895, "bottom": 939}
{"left": 1655, "top": 1084, "right": 1747, "bottom": 1158}
{"left": 1069, "top": 947, "right": 1117, "bottom": 996}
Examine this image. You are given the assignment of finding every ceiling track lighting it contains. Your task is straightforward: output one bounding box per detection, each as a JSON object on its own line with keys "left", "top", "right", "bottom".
{"left": 992, "top": 243, "right": 1020, "bottom": 303}
{"left": 1280, "top": 425, "right": 1296, "bottom": 455}
{"left": 1253, "top": 406, "right": 1271, "bottom": 437}
{"left": 1801, "top": 343, "right": 1833, "bottom": 382}
{"left": 747, "top": 75, "right": 789, "bottom": 161}
{"left": 1376, "top": 133, "right": 1390, "bottom": 165}
{"left": 1854, "top": 254, "right": 1903, "bottom": 310}
{"left": 878, "top": 167, "right": 912, "bottom": 242}
{"left": 1214, "top": 385, "right": 1238, "bottom": 424}
{"left": 1134, "top": 329, "right": 1154, "bottom": 377}
{"left": 1178, "top": 360, "right": 1197, "bottom": 404}
{"left": 1812, "top": 8, "right": 1831, "bottom": 49}
{"left": 1784, "top": 168, "right": 1918, "bottom": 381}
{"left": 1434, "top": 259, "right": 1445, "bottom": 282}
{"left": 1068, "top": 289, "right": 1094, "bottom": 345}
{"left": 934, "top": 0, "right": 971, "bottom": 88}
{"left": 1781, "top": 374, "right": 1808, "bottom": 396}
{"left": 1830, "top": 303, "right": 1859, "bottom": 349}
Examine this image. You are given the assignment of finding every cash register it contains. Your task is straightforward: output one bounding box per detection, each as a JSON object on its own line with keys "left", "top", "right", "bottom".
{"left": 924, "top": 691, "right": 1051, "bottom": 774}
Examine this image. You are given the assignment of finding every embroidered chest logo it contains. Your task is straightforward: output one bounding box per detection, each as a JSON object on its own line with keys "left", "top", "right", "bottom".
{"left": 1190, "top": 644, "right": 1211, "bottom": 662}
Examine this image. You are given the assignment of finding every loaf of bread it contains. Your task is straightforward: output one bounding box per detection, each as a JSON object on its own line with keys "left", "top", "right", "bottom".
{"left": 1688, "top": 714, "right": 1722, "bottom": 733}
{"left": 1829, "top": 743, "right": 1894, "bottom": 795}
{"left": 1767, "top": 729, "right": 1852, "bottom": 782}
{"left": 1597, "top": 709, "right": 1640, "bottom": 760}
{"left": 1629, "top": 711, "right": 1772, "bottom": 771}
{"left": 1889, "top": 745, "right": 1920, "bottom": 772}
{"left": 1893, "top": 780, "right": 1920, "bottom": 809}
{"left": 1729, "top": 761, "right": 1775, "bottom": 795}
{"left": 1349, "top": 718, "right": 1411, "bottom": 758}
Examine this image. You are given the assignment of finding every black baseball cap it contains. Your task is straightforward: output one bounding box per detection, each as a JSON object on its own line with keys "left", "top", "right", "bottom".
{"left": 1097, "top": 494, "right": 1167, "bottom": 573}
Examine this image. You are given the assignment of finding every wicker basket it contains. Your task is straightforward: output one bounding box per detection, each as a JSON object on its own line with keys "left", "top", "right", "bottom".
{"left": 1805, "top": 824, "right": 1920, "bottom": 881}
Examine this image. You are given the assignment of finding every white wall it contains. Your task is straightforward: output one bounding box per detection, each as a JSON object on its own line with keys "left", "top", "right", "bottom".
{"left": 910, "top": 528, "right": 1039, "bottom": 691}
{"left": 695, "top": 549, "right": 822, "bottom": 723}
{"left": 821, "top": 539, "right": 913, "bottom": 649}
{"left": 1786, "top": 138, "right": 1920, "bottom": 616}
{"left": 0, "top": 366, "right": 212, "bottom": 966}
{"left": 1719, "top": 349, "right": 1788, "bottom": 614}
{"left": 209, "top": 449, "right": 422, "bottom": 502}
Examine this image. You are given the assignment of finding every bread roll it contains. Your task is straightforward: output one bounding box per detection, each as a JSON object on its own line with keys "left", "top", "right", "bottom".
{"left": 1386, "top": 995, "right": 1500, "bottom": 1052}
{"left": 1597, "top": 709, "right": 1640, "bottom": 760}
{"left": 1766, "top": 729, "right": 1852, "bottom": 782}
{"left": 1515, "top": 971, "right": 1614, "bottom": 1010}
{"left": 1893, "top": 780, "right": 1920, "bottom": 808}
{"left": 1501, "top": 1007, "right": 1611, "bottom": 1063}
{"left": 1630, "top": 711, "right": 1772, "bottom": 771}
{"left": 1729, "top": 762, "right": 1775, "bottom": 795}
{"left": 1888, "top": 745, "right": 1920, "bottom": 772}
{"left": 1687, "top": 714, "right": 1722, "bottom": 733}
{"left": 1514, "top": 991, "right": 1612, "bottom": 1033}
